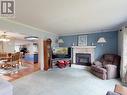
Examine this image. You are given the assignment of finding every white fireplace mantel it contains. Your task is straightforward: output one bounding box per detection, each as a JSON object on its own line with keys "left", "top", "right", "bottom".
{"left": 72, "top": 46, "right": 96, "bottom": 64}
{"left": 72, "top": 46, "right": 96, "bottom": 49}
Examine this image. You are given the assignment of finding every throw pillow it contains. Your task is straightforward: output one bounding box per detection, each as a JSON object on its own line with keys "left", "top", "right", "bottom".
{"left": 56, "top": 60, "right": 66, "bottom": 68}
{"left": 64, "top": 60, "right": 70, "bottom": 66}
{"left": 94, "top": 61, "right": 103, "bottom": 67}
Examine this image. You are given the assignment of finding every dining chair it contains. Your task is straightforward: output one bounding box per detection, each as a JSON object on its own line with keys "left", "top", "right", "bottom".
{"left": 11, "top": 52, "right": 21, "bottom": 67}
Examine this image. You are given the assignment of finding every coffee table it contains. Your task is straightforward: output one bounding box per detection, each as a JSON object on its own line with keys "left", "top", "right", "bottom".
{"left": 114, "top": 84, "right": 127, "bottom": 95}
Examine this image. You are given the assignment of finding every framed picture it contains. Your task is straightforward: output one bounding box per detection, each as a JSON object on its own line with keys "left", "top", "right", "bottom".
{"left": 78, "top": 35, "right": 87, "bottom": 46}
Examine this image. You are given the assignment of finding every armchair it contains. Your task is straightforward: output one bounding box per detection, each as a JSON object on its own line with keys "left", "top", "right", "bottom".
{"left": 91, "top": 54, "right": 121, "bottom": 80}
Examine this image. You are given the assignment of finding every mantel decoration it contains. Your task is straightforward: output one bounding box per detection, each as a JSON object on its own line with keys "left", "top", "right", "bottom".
{"left": 78, "top": 35, "right": 87, "bottom": 46}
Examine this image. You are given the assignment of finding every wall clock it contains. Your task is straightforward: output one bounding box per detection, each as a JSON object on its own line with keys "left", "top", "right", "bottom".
{"left": 78, "top": 35, "right": 87, "bottom": 46}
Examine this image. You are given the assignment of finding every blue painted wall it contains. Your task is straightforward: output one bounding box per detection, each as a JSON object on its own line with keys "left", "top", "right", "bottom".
{"left": 59, "top": 31, "right": 118, "bottom": 60}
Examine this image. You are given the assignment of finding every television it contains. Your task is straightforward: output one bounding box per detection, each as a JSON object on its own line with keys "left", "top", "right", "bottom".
{"left": 52, "top": 47, "right": 71, "bottom": 59}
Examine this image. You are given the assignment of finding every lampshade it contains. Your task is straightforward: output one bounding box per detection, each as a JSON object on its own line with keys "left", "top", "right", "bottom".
{"left": 58, "top": 39, "right": 64, "bottom": 44}
{"left": 97, "top": 37, "right": 106, "bottom": 43}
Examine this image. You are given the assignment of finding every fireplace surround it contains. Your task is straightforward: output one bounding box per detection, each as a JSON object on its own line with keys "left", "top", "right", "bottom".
{"left": 72, "top": 46, "right": 96, "bottom": 65}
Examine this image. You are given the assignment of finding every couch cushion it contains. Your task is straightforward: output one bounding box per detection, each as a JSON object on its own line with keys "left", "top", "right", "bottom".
{"left": 104, "top": 54, "right": 114, "bottom": 62}
{"left": 96, "top": 67, "right": 107, "bottom": 73}
{"left": 104, "top": 64, "right": 117, "bottom": 79}
{"left": 102, "top": 54, "right": 114, "bottom": 66}
{"left": 104, "top": 64, "right": 117, "bottom": 70}
{"left": 103, "top": 61, "right": 113, "bottom": 66}
{"left": 91, "top": 65, "right": 107, "bottom": 73}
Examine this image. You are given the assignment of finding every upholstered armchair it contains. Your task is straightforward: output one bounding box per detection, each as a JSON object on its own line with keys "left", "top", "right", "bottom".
{"left": 91, "top": 54, "right": 121, "bottom": 80}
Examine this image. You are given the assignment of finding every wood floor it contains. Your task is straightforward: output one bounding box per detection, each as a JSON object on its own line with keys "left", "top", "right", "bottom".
{"left": 0, "top": 63, "right": 40, "bottom": 82}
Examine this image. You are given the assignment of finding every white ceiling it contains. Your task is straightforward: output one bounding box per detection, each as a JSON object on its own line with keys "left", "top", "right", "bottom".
{"left": 10, "top": 0, "right": 127, "bottom": 35}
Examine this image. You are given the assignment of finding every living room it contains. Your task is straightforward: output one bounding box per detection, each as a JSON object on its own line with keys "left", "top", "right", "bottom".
{"left": 0, "top": 0, "right": 127, "bottom": 95}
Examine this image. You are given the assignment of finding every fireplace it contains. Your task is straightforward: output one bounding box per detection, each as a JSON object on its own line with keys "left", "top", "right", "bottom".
{"left": 76, "top": 53, "right": 91, "bottom": 66}
{"left": 72, "top": 46, "right": 96, "bottom": 65}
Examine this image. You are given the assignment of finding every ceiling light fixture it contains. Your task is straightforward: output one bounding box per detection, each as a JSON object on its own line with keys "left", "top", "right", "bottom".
{"left": 25, "top": 36, "right": 39, "bottom": 41}
{"left": 0, "top": 32, "right": 10, "bottom": 42}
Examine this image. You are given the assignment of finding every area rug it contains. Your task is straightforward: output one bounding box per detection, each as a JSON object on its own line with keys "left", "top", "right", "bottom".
{"left": 12, "top": 68, "right": 121, "bottom": 95}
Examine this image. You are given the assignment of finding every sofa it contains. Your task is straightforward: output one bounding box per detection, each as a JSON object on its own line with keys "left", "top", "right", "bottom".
{"left": 91, "top": 54, "right": 121, "bottom": 80}
{"left": 0, "top": 78, "right": 13, "bottom": 95}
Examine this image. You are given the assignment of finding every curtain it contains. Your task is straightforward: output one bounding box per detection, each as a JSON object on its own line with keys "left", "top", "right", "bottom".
{"left": 120, "top": 29, "right": 127, "bottom": 83}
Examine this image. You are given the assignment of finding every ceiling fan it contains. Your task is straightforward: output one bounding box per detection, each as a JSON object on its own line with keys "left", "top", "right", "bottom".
{"left": 0, "top": 32, "right": 13, "bottom": 42}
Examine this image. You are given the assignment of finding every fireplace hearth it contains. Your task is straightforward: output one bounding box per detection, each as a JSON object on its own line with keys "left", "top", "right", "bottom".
{"left": 76, "top": 53, "right": 91, "bottom": 66}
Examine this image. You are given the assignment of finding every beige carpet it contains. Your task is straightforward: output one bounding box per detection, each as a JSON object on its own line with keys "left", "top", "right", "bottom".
{"left": 12, "top": 68, "right": 121, "bottom": 95}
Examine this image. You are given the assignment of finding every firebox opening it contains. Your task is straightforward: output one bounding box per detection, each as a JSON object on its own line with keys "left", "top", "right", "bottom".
{"left": 76, "top": 53, "right": 91, "bottom": 66}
